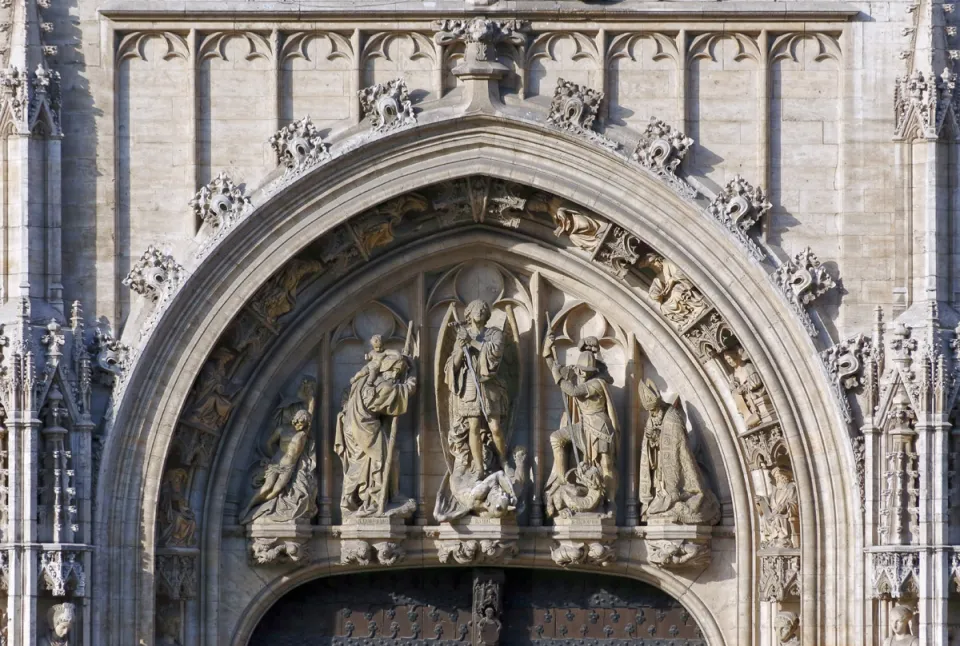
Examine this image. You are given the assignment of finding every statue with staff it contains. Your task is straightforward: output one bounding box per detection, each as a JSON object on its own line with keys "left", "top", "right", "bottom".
{"left": 335, "top": 323, "right": 418, "bottom": 519}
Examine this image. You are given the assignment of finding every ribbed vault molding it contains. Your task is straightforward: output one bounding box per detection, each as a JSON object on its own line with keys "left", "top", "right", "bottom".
{"left": 95, "top": 115, "right": 856, "bottom": 646}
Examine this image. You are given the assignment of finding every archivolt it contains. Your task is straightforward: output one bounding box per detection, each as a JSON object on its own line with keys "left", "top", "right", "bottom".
{"left": 96, "top": 115, "right": 856, "bottom": 646}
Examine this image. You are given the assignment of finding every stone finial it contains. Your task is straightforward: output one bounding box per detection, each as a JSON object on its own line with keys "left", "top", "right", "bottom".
{"left": 358, "top": 79, "right": 416, "bottom": 133}
{"left": 122, "top": 245, "right": 184, "bottom": 303}
{"left": 546, "top": 78, "right": 618, "bottom": 151}
{"left": 434, "top": 18, "right": 527, "bottom": 65}
{"left": 706, "top": 175, "right": 771, "bottom": 260}
{"left": 894, "top": 66, "right": 958, "bottom": 141}
{"left": 189, "top": 172, "right": 251, "bottom": 230}
{"left": 269, "top": 116, "right": 330, "bottom": 173}
{"left": 771, "top": 247, "right": 836, "bottom": 336}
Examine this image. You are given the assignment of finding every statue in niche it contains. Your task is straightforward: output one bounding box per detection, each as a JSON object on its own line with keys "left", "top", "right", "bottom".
{"left": 637, "top": 379, "right": 720, "bottom": 525}
{"left": 240, "top": 379, "right": 317, "bottom": 524}
{"left": 335, "top": 329, "right": 418, "bottom": 518}
{"left": 473, "top": 578, "right": 502, "bottom": 646}
{"left": 757, "top": 467, "right": 800, "bottom": 548}
{"left": 774, "top": 611, "right": 800, "bottom": 646}
{"left": 41, "top": 603, "right": 75, "bottom": 646}
{"left": 542, "top": 335, "right": 619, "bottom": 517}
{"left": 158, "top": 468, "right": 196, "bottom": 547}
{"left": 723, "top": 348, "right": 769, "bottom": 428}
{"left": 639, "top": 254, "right": 707, "bottom": 327}
{"left": 884, "top": 605, "right": 918, "bottom": 646}
{"left": 551, "top": 206, "right": 607, "bottom": 253}
{"left": 434, "top": 300, "right": 526, "bottom": 521}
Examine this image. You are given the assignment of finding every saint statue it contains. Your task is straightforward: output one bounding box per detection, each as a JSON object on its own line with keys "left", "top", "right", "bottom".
{"left": 883, "top": 605, "right": 918, "bottom": 646}
{"left": 638, "top": 379, "right": 720, "bottom": 525}
{"left": 757, "top": 467, "right": 799, "bottom": 548}
{"left": 542, "top": 334, "right": 619, "bottom": 517}
{"left": 639, "top": 254, "right": 707, "bottom": 326}
{"left": 158, "top": 468, "right": 196, "bottom": 547}
{"left": 335, "top": 330, "right": 418, "bottom": 518}
{"left": 774, "top": 611, "right": 800, "bottom": 646}
{"left": 434, "top": 300, "right": 525, "bottom": 521}
{"left": 240, "top": 379, "right": 317, "bottom": 525}
{"left": 42, "top": 603, "right": 75, "bottom": 646}
{"left": 723, "top": 349, "right": 768, "bottom": 428}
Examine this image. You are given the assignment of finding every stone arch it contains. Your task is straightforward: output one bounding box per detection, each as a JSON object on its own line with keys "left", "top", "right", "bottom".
{"left": 95, "top": 114, "right": 856, "bottom": 646}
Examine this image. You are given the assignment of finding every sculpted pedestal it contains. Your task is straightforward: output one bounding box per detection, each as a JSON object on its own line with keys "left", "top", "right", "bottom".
{"left": 643, "top": 524, "right": 713, "bottom": 570}
{"left": 432, "top": 516, "right": 519, "bottom": 565}
{"left": 550, "top": 514, "right": 617, "bottom": 567}
{"left": 337, "top": 516, "right": 408, "bottom": 566}
{"left": 246, "top": 518, "right": 312, "bottom": 565}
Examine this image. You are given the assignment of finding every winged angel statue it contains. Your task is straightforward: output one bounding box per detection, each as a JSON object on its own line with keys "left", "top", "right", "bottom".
{"left": 434, "top": 299, "right": 527, "bottom": 521}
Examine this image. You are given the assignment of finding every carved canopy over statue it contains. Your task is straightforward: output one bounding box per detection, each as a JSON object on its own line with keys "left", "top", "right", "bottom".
{"left": 434, "top": 299, "right": 527, "bottom": 521}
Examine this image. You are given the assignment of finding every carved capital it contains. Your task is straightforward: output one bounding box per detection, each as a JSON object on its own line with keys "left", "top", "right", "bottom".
{"left": 547, "top": 78, "right": 618, "bottom": 151}
{"left": 550, "top": 540, "right": 616, "bottom": 568}
{"left": 123, "top": 245, "right": 184, "bottom": 303}
{"left": 339, "top": 539, "right": 405, "bottom": 566}
{"left": 39, "top": 550, "right": 86, "bottom": 597}
{"left": 771, "top": 247, "right": 836, "bottom": 336}
{"left": 358, "top": 79, "right": 416, "bottom": 133}
{"left": 706, "top": 175, "right": 771, "bottom": 261}
{"left": 189, "top": 172, "right": 251, "bottom": 231}
{"left": 868, "top": 551, "right": 919, "bottom": 599}
{"left": 759, "top": 554, "right": 800, "bottom": 602}
{"left": 269, "top": 116, "right": 330, "bottom": 175}
{"left": 632, "top": 117, "right": 696, "bottom": 198}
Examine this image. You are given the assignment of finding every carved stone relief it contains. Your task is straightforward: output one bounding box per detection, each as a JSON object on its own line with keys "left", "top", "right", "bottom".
{"left": 756, "top": 467, "right": 799, "bottom": 549}
{"left": 546, "top": 78, "right": 618, "bottom": 151}
{"left": 705, "top": 175, "right": 771, "bottom": 262}
{"left": 41, "top": 602, "right": 75, "bottom": 646}
{"left": 122, "top": 246, "right": 184, "bottom": 303}
{"left": 646, "top": 539, "right": 710, "bottom": 569}
{"left": 774, "top": 611, "right": 800, "bottom": 646}
{"left": 270, "top": 115, "right": 331, "bottom": 178}
{"left": 869, "top": 551, "right": 920, "bottom": 600}
{"left": 632, "top": 118, "right": 696, "bottom": 199}
{"left": 759, "top": 554, "right": 800, "bottom": 602}
{"left": 39, "top": 551, "right": 85, "bottom": 597}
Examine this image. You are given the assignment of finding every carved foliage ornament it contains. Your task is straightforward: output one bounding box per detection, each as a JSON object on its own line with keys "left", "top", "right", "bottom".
{"left": 771, "top": 246, "right": 836, "bottom": 336}
{"left": 547, "top": 78, "right": 618, "bottom": 151}
{"left": 122, "top": 245, "right": 184, "bottom": 303}
{"left": 189, "top": 172, "right": 251, "bottom": 231}
{"left": 706, "top": 175, "right": 771, "bottom": 261}
{"left": 632, "top": 118, "right": 696, "bottom": 198}
{"left": 646, "top": 539, "right": 710, "bottom": 569}
{"left": 358, "top": 78, "right": 416, "bottom": 133}
{"left": 436, "top": 540, "right": 517, "bottom": 565}
{"left": 340, "top": 540, "right": 406, "bottom": 566}
{"left": 270, "top": 115, "right": 331, "bottom": 176}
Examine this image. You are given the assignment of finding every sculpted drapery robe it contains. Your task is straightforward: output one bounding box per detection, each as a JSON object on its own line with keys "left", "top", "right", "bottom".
{"left": 639, "top": 404, "right": 720, "bottom": 525}
{"left": 335, "top": 371, "right": 417, "bottom": 514}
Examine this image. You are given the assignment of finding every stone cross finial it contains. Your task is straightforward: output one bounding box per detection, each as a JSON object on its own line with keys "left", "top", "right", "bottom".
{"left": 434, "top": 18, "right": 527, "bottom": 68}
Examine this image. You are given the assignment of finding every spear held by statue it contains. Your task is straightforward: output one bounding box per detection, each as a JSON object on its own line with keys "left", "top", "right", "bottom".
{"left": 377, "top": 320, "right": 415, "bottom": 515}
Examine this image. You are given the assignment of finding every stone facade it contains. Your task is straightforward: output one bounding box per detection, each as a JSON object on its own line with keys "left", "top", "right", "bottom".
{"left": 0, "top": 0, "right": 955, "bottom": 644}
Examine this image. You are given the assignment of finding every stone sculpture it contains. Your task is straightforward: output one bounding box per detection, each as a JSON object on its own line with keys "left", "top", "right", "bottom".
{"left": 158, "top": 468, "right": 196, "bottom": 547}
{"left": 774, "top": 611, "right": 800, "bottom": 646}
{"left": 639, "top": 254, "right": 707, "bottom": 327}
{"left": 41, "top": 603, "right": 75, "bottom": 646}
{"left": 551, "top": 206, "right": 607, "bottom": 253}
{"left": 434, "top": 300, "right": 525, "bottom": 521}
{"left": 240, "top": 379, "right": 317, "bottom": 524}
{"left": 723, "top": 348, "right": 771, "bottom": 428}
{"left": 883, "top": 605, "right": 918, "bottom": 646}
{"left": 542, "top": 334, "right": 619, "bottom": 517}
{"left": 335, "top": 328, "right": 417, "bottom": 518}
{"left": 757, "top": 467, "right": 800, "bottom": 548}
{"left": 637, "top": 379, "right": 720, "bottom": 525}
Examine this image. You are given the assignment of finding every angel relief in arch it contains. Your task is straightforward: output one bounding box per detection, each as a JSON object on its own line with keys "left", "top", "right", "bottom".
{"left": 434, "top": 298, "right": 527, "bottom": 521}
